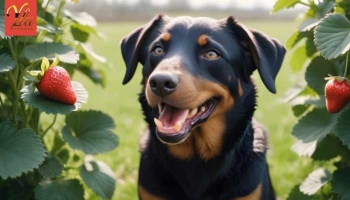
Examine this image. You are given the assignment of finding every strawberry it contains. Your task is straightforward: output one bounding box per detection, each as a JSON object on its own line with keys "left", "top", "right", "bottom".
{"left": 36, "top": 66, "right": 77, "bottom": 104}
{"left": 325, "top": 77, "right": 350, "bottom": 113}
{"left": 27, "top": 56, "right": 77, "bottom": 105}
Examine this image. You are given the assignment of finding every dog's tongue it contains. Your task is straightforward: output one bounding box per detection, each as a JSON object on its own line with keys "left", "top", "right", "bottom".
{"left": 154, "top": 104, "right": 189, "bottom": 134}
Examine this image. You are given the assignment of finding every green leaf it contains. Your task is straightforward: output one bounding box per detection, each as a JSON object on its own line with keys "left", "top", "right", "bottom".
{"left": 287, "top": 185, "right": 314, "bottom": 200}
{"left": 290, "top": 45, "right": 309, "bottom": 72}
{"left": 35, "top": 179, "right": 84, "bottom": 200}
{"left": 80, "top": 158, "right": 116, "bottom": 199}
{"left": 23, "top": 42, "right": 79, "bottom": 64}
{"left": 300, "top": 168, "right": 332, "bottom": 195}
{"left": 0, "top": 54, "right": 15, "bottom": 73}
{"left": 292, "top": 108, "right": 338, "bottom": 157}
{"left": 312, "top": 134, "right": 350, "bottom": 161}
{"left": 77, "top": 67, "right": 106, "bottom": 87}
{"left": 62, "top": 110, "right": 118, "bottom": 154}
{"left": 0, "top": 121, "right": 46, "bottom": 179}
{"left": 71, "top": 25, "right": 90, "bottom": 43}
{"left": 20, "top": 82, "right": 88, "bottom": 115}
{"left": 79, "top": 43, "right": 106, "bottom": 63}
{"left": 37, "top": 17, "right": 63, "bottom": 34}
{"left": 314, "top": 13, "right": 350, "bottom": 59}
{"left": 0, "top": 1, "right": 9, "bottom": 39}
{"left": 292, "top": 104, "right": 310, "bottom": 117}
{"left": 271, "top": 0, "right": 300, "bottom": 13}
{"left": 300, "top": 19, "right": 320, "bottom": 32}
{"left": 331, "top": 167, "right": 350, "bottom": 200}
{"left": 305, "top": 56, "right": 337, "bottom": 95}
{"left": 38, "top": 156, "right": 63, "bottom": 179}
{"left": 63, "top": 10, "right": 97, "bottom": 27}
{"left": 335, "top": 108, "right": 350, "bottom": 149}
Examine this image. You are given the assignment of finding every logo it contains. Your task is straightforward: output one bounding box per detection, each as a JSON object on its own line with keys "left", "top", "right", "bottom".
{"left": 5, "top": 0, "right": 37, "bottom": 36}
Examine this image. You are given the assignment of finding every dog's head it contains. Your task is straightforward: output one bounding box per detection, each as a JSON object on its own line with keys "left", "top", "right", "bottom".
{"left": 121, "top": 14, "right": 285, "bottom": 146}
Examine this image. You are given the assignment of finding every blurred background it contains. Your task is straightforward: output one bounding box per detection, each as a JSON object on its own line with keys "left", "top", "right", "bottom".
{"left": 68, "top": 0, "right": 313, "bottom": 199}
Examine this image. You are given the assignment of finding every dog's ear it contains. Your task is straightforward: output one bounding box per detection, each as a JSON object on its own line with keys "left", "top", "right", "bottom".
{"left": 120, "top": 14, "right": 166, "bottom": 85}
{"left": 223, "top": 16, "right": 286, "bottom": 93}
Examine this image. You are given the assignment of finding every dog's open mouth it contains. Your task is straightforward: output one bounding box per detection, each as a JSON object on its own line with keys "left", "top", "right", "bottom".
{"left": 154, "top": 97, "right": 219, "bottom": 144}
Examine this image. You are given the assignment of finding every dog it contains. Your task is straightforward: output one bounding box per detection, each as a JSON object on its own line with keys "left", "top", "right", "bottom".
{"left": 120, "top": 14, "right": 285, "bottom": 200}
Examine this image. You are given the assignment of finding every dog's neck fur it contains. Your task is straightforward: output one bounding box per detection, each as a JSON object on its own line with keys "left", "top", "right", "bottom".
{"left": 139, "top": 83, "right": 263, "bottom": 198}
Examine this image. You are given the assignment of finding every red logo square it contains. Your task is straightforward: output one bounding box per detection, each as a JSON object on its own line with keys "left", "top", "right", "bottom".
{"left": 5, "top": 0, "right": 37, "bottom": 36}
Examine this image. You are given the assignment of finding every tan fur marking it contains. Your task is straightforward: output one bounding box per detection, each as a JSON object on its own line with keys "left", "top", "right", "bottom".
{"left": 238, "top": 79, "right": 243, "bottom": 97}
{"left": 138, "top": 184, "right": 165, "bottom": 200}
{"left": 161, "top": 32, "right": 171, "bottom": 42}
{"left": 197, "top": 34, "right": 208, "bottom": 46}
{"left": 234, "top": 184, "right": 262, "bottom": 200}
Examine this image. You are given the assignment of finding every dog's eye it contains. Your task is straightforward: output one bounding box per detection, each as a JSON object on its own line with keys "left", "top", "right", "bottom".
{"left": 203, "top": 50, "right": 219, "bottom": 60}
{"left": 153, "top": 46, "right": 164, "bottom": 55}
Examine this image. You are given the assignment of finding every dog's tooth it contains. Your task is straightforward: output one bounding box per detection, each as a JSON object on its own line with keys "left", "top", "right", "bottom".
{"left": 154, "top": 118, "right": 163, "bottom": 129}
{"left": 201, "top": 106, "right": 205, "bottom": 112}
{"left": 173, "top": 121, "right": 183, "bottom": 132}
{"left": 189, "top": 108, "right": 197, "bottom": 118}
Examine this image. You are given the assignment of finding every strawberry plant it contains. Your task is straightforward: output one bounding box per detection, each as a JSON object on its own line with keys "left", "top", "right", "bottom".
{"left": 272, "top": 0, "right": 350, "bottom": 199}
{"left": 0, "top": 0, "right": 118, "bottom": 199}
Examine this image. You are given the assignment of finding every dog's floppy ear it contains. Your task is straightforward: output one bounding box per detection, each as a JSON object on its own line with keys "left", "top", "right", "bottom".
{"left": 120, "top": 14, "right": 166, "bottom": 85}
{"left": 224, "top": 16, "right": 286, "bottom": 93}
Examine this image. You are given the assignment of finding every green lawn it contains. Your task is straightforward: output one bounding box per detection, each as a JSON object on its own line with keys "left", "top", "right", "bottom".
{"left": 74, "top": 19, "right": 313, "bottom": 200}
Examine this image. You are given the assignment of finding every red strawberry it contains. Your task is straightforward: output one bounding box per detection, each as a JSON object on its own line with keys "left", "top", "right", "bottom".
{"left": 325, "top": 78, "right": 350, "bottom": 113}
{"left": 36, "top": 66, "right": 77, "bottom": 105}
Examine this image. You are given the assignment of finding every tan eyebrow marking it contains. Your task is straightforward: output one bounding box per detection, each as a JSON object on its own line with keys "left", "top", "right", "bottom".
{"left": 197, "top": 34, "right": 208, "bottom": 46}
{"left": 161, "top": 32, "right": 171, "bottom": 41}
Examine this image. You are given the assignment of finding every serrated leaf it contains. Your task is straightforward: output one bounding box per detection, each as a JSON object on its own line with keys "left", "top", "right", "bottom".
{"left": 23, "top": 42, "right": 79, "bottom": 64}
{"left": 300, "top": 168, "right": 332, "bottom": 195}
{"left": 312, "top": 134, "right": 350, "bottom": 161}
{"left": 77, "top": 67, "right": 106, "bottom": 87}
{"left": 300, "top": 19, "right": 320, "bottom": 32}
{"left": 0, "top": 54, "right": 15, "bottom": 73}
{"left": 292, "top": 108, "right": 338, "bottom": 157}
{"left": 63, "top": 10, "right": 97, "bottom": 27}
{"left": 287, "top": 185, "right": 314, "bottom": 200}
{"left": 37, "top": 17, "right": 63, "bottom": 34}
{"left": 35, "top": 179, "right": 84, "bottom": 200}
{"left": 0, "top": 121, "right": 46, "bottom": 179}
{"left": 0, "top": 2, "right": 9, "bottom": 39}
{"left": 331, "top": 167, "right": 350, "bottom": 200}
{"left": 79, "top": 43, "right": 106, "bottom": 63}
{"left": 62, "top": 110, "right": 118, "bottom": 154}
{"left": 314, "top": 13, "right": 350, "bottom": 59}
{"left": 335, "top": 108, "right": 350, "bottom": 149}
{"left": 38, "top": 156, "right": 63, "bottom": 179}
{"left": 71, "top": 25, "right": 89, "bottom": 43}
{"left": 290, "top": 45, "right": 309, "bottom": 72}
{"left": 20, "top": 82, "right": 88, "bottom": 115}
{"left": 80, "top": 159, "right": 116, "bottom": 199}
{"left": 305, "top": 56, "right": 337, "bottom": 95}
{"left": 271, "top": 0, "right": 300, "bottom": 13}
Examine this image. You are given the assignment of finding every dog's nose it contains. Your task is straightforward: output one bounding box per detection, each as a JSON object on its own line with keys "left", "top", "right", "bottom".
{"left": 149, "top": 73, "right": 179, "bottom": 97}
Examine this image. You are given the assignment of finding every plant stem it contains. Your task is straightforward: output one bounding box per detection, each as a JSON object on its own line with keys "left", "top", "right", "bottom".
{"left": 42, "top": 115, "right": 57, "bottom": 137}
{"left": 8, "top": 38, "right": 21, "bottom": 123}
{"left": 299, "top": 1, "right": 311, "bottom": 7}
{"left": 0, "top": 95, "right": 4, "bottom": 116}
{"left": 344, "top": 51, "right": 349, "bottom": 77}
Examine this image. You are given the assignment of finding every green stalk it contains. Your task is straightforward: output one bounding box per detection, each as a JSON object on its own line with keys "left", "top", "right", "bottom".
{"left": 344, "top": 51, "right": 349, "bottom": 78}
{"left": 8, "top": 39, "right": 20, "bottom": 122}
{"left": 42, "top": 115, "right": 57, "bottom": 137}
{"left": 0, "top": 95, "right": 4, "bottom": 116}
{"left": 299, "top": 2, "right": 311, "bottom": 7}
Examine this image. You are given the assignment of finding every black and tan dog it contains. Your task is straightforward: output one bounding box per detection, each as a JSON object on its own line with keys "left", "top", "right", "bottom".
{"left": 120, "top": 14, "right": 285, "bottom": 200}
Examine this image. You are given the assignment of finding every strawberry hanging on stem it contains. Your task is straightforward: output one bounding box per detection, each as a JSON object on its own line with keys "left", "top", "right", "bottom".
{"left": 325, "top": 52, "right": 350, "bottom": 114}
{"left": 26, "top": 56, "right": 77, "bottom": 105}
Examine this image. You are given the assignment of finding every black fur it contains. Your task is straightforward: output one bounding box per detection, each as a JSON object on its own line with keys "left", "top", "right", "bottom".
{"left": 121, "top": 14, "right": 286, "bottom": 200}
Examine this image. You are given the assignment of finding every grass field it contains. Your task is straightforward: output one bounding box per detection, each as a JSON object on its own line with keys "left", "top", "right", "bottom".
{"left": 74, "top": 18, "right": 315, "bottom": 200}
